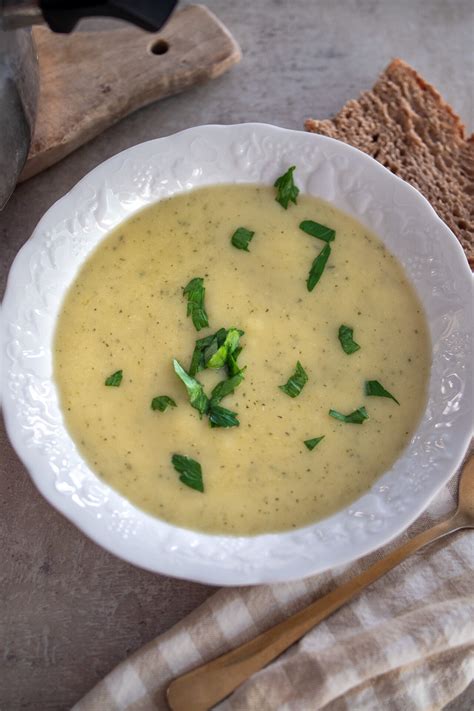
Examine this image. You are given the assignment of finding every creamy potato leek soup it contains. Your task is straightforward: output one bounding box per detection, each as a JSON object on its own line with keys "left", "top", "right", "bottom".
{"left": 54, "top": 174, "right": 430, "bottom": 535}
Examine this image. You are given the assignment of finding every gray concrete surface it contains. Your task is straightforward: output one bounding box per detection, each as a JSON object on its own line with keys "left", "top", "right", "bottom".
{"left": 1, "top": 1, "right": 473, "bottom": 709}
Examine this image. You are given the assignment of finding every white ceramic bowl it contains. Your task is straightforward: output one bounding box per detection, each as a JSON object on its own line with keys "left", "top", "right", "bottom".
{"left": 1, "top": 124, "right": 472, "bottom": 585}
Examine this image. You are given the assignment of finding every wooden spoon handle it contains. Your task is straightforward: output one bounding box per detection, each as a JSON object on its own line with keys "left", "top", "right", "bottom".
{"left": 167, "top": 515, "right": 464, "bottom": 711}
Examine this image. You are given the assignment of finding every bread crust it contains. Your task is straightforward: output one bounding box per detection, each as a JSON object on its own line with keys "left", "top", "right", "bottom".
{"left": 305, "top": 59, "right": 473, "bottom": 267}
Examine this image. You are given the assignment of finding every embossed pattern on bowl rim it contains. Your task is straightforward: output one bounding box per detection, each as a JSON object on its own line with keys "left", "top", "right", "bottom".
{"left": 1, "top": 124, "right": 472, "bottom": 585}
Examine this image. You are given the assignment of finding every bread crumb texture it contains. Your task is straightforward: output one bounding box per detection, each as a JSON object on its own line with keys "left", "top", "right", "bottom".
{"left": 305, "top": 59, "right": 473, "bottom": 268}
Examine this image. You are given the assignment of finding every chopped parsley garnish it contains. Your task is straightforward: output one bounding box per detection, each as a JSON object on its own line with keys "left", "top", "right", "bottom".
{"left": 183, "top": 277, "right": 209, "bottom": 331}
{"left": 189, "top": 328, "right": 244, "bottom": 376}
{"left": 274, "top": 166, "right": 299, "bottom": 209}
{"left": 173, "top": 359, "right": 209, "bottom": 417}
{"left": 338, "top": 325, "right": 361, "bottom": 355}
{"left": 227, "top": 345, "right": 243, "bottom": 377}
{"left": 231, "top": 227, "right": 255, "bottom": 251}
{"left": 105, "top": 370, "right": 123, "bottom": 387}
{"left": 365, "top": 380, "right": 400, "bottom": 405}
{"left": 189, "top": 328, "right": 227, "bottom": 376}
{"left": 210, "top": 370, "right": 245, "bottom": 405}
{"left": 174, "top": 327, "right": 246, "bottom": 426}
{"left": 279, "top": 361, "right": 308, "bottom": 398}
{"left": 307, "top": 243, "right": 331, "bottom": 291}
{"left": 304, "top": 436, "right": 325, "bottom": 451}
{"left": 151, "top": 395, "right": 176, "bottom": 412}
{"left": 171, "top": 454, "right": 204, "bottom": 493}
{"left": 299, "top": 220, "right": 335, "bottom": 243}
{"left": 206, "top": 328, "right": 243, "bottom": 369}
{"left": 329, "top": 406, "right": 368, "bottom": 424}
{"left": 208, "top": 404, "right": 240, "bottom": 428}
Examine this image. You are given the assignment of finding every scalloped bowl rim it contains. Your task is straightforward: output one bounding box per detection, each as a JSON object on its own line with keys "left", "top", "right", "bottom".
{"left": 1, "top": 123, "right": 472, "bottom": 585}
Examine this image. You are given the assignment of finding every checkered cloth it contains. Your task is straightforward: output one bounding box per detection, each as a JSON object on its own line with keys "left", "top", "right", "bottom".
{"left": 74, "top": 448, "right": 473, "bottom": 711}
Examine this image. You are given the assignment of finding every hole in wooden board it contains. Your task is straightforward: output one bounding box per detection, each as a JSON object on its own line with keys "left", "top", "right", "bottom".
{"left": 150, "top": 39, "right": 169, "bottom": 55}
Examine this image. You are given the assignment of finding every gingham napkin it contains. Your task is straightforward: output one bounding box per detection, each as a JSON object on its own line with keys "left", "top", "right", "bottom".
{"left": 74, "top": 448, "right": 473, "bottom": 711}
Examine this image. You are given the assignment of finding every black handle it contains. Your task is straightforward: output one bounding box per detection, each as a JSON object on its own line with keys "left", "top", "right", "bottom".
{"left": 40, "top": 0, "right": 178, "bottom": 33}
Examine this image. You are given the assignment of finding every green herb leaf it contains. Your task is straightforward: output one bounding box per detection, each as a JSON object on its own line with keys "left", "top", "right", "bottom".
{"left": 105, "top": 370, "right": 123, "bottom": 387}
{"left": 151, "top": 395, "right": 176, "bottom": 412}
{"left": 329, "top": 406, "right": 368, "bottom": 424}
{"left": 365, "top": 380, "right": 400, "bottom": 405}
{"left": 274, "top": 166, "right": 299, "bottom": 209}
{"left": 183, "top": 277, "right": 209, "bottom": 332}
{"left": 231, "top": 227, "right": 255, "bottom": 252}
{"left": 208, "top": 404, "right": 240, "bottom": 428}
{"left": 202, "top": 328, "right": 227, "bottom": 365}
{"left": 171, "top": 454, "right": 204, "bottom": 493}
{"left": 189, "top": 328, "right": 227, "bottom": 376}
{"left": 189, "top": 326, "right": 245, "bottom": 380}
{"left": 279, "top": 361, "right": 308, "bottom": 398}
{"left": 338, "top": 325, "right": 361, "bottom": 355}
{"left": 299, "top": 220, "right": 335, "bottom": 243}
{"left": 210, "top": 369, "right": 246, "bottom": 405}
{"left": 227, "top": 346, "right": 243, "bottom": 377}
{"left": 307, "top": 243, "right": 331, "bottom": 292}
{"left": 304, "top": 436, "right": 325, "bottom": 451}
{"left": 173, "top": 359, "right": 209, "bottom": 417}
{"left": 189, "top": 337, "right": 211, "bottom": 377}
{"left": 206, "top": 328, "right": 243, "bottom": 369}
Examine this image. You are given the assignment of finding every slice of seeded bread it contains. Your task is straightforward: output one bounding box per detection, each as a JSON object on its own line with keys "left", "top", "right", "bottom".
{"left": 305, "top": 59, "right": 473, "bottom": 268}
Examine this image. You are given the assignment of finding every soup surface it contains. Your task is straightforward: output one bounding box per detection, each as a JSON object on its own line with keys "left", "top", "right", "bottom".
{"left": 54, "top": 184, "right": 430, "bottom": 535}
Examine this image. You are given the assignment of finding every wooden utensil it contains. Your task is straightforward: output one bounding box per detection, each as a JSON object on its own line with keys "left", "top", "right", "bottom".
{"left": 167, "top": 454, "right": 474, "bottom": 711}
{"left": 19, "top": 5, "right": 241, "bottom": 182}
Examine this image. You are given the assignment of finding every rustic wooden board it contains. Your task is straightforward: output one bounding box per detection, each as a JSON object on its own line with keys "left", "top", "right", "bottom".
{"left": 20, "top": 5, "right": 241, "bottom": 181}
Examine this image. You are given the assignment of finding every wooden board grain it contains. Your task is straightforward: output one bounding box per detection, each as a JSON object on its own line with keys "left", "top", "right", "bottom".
{"left": 20, "top": 5, "right": 241, "bottom": 181}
